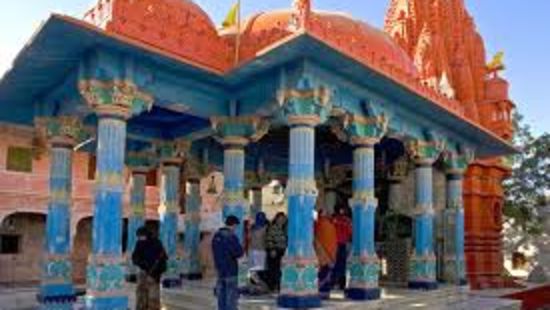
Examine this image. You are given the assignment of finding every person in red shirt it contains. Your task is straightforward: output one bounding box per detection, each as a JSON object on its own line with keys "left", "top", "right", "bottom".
{"left": 332, "top": 205, "right": 353, "bottom": 290}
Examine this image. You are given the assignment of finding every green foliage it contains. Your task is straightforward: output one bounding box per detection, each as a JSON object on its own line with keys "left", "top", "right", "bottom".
{"left": 503, "top": 112, "right": 549, "bottom": 236}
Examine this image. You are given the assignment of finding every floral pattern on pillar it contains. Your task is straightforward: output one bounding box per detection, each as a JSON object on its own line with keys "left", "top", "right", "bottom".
{"left": 79, "top": 79, "right": 153, "bottom": 309}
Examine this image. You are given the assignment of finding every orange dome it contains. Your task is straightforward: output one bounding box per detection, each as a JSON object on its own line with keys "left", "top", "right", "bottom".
{"left": 85, "top": 0, "right": 232, "bottom": 72}
{"left": 236, "top": 10, "right": 418, "bottom": 77}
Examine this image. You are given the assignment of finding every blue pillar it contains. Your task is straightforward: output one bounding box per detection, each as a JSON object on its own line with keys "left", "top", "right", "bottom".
{"left": 86, "top": 115, "right": 129, "bottom": 308}
{"left": 443, "top": 151, "right": 470, "bottom": 285}
{"left": 182, "top": 179, "right": 203, "bottom": 280}
{"left": 222, "top": 142, "right": 247, "bottom": 244}
{"left": 345, "top": 141, "right": 381, "bottom": 300}
{"left": 159, "top": 160, "right": 183, "bottom": 288}
{"left": 407, "top": 140, "right": 442, "bottom": 290}
{"left": 276, "top": 76, "right": 332, "bottom": 309}
{"left": 278, "top": 118, "right": 321, "bottom": 308}
{"left": 79, "top": 79, "right": 153, "bottom": 309}
{"left": 125, "top": 167, "right": 148, "bottom": 282}
{"left": 38, "top": 117, "right": 83, "bottom": 309}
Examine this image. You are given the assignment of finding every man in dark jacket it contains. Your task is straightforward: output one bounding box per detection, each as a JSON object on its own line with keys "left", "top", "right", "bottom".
{"left": 212, "top": 215, "right": 244, "bottom": 310}
{"left": 132, "top": 226, "right": 167, "bottom": 310}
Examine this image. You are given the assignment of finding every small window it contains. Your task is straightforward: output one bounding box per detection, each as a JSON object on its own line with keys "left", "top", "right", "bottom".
{"left": 6, "top": 146, "right": 33, "bottom": 173}
{"left": 88, "top": 155, "right": 96, "bottom": 180}
{"left": 0, "top": 235, "right": 21, "bottom": 254}
{"left": 146, "top": 169, "right": 157, "bottom": 187}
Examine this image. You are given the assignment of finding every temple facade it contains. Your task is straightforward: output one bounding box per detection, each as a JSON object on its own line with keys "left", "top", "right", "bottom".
{"left": 0, "top": 0, "right": 515, "bottom": 309}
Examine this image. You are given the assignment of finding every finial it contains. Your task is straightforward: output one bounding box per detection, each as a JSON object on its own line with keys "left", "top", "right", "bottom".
{"left": 291, "top": 0, "right": 312, "bottom": 29}
{"left": 487, "top": 51, "right": 505, "bottom": 77}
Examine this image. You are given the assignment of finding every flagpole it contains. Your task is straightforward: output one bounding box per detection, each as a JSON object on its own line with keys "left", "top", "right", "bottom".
{"left": 234, "top": 0, "right": 241, "bottom": 66}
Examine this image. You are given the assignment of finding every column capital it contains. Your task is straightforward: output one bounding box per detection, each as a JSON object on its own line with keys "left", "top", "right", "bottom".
{"left": 126, "top": 150, "right": 156, "bottom": 173}
{"left": 211, "top": 115, "right": 270, "bottom": 146}
{"left": 406, "top": 138, "right": 445, "bottom": 166}
{"left": 443, "top": 149, "right": 474, "bottom": 176}
{"left": 277, "top": 76, "right": 332, "bottom": 126}
{"left": 156, "top": 139, "right": 190, "bottom": 165}
{"left": 332, "top": 114, "right": 388, "bottom": 146}
{"left": 78, "top": 79, "right": 154, "bottom": 119}
{"left": 387, "top": 155, "right": 410, "bottom": 181}
{"left": 185, "top": 156, "right": 214, "bottom": 181}
{"left": 35, "top": 116, "right": 87, "bottom": 148}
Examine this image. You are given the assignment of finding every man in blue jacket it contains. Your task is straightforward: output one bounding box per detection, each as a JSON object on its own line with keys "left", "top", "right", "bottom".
{"left": 212, "top": 215, "right": 244, "bottom": 310}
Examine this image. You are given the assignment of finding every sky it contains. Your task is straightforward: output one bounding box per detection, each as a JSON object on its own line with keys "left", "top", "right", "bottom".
{"left": 0, "top": 1, "right": 548, "bottom": 135}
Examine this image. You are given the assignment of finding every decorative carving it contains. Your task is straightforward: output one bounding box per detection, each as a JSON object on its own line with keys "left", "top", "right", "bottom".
{"left": 443, "top": 149, "right": 474, "bottom": 175}
{"left": 278, "top": 76, "right": 332, "bottom": 125}
{"left": 86, "top": 255, "right": 126, "bottom": 295}
{"left": 409, "top": 252, "right": 437, "bottom": 282}
{"left": 156, "top": 139, "right": 190, "bottom": 163}
{"left": 280, "top": 259, "right": 318, "bottom": 295}
{"left": 290, "top": 0, "right": 312, "bottom": 30}
{"left": 78, "top": 80, "right": 154, "bottom": 118}
{"left": 406, "top": 138, "right": 445, "bottom": 165}
{"left": 211, "top": 116, "right": 270, "bottom": 145}
{"left": 35, "top": 116, "right": 87, "bottom": 147}
{"left": 388, "top": 155, "right": 410, "bottom": 180}
{"left": 347, "top": 254, "right": 380, "bottom": 288}
{"left": 42, "top": 254, "right": 72, "bottom": 284}
{"left": 126, "top": 149, "right": 156, "bottom": 171}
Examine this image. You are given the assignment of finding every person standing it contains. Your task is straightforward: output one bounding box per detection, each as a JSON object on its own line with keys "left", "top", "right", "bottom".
{"left": 264, "top": 212, "right": 288, "bottom": 292}
{"left": 132, "top": 226, "right": 168, "bottom": 310}
{"left": 248, "top": 212, "right": 268, "bottom": 272}
{"left": 212, "top": 215, "right": 244, "bottom": 310}
{"left": 314, "top": 209, "right": 338, "bottom": 300}
{"left": 332, "top": 206, "right": 352, "bottom": 290}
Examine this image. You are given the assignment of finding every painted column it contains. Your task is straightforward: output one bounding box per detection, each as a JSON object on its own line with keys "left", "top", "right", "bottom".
{"left": 157, "top": 140, "right": 188, "bottom": 288}
{"left": 37, "top": 117, "right": 84, "bottom": 309}
{"left": 250, "top": 187, "right": 263, "bottom": 219}
{"left": 343, "top": 115, "right": 387, "bottom": 301}
{"left": 210, "top": 116, "right": 270, "bottom": 245}
{"left": 182, "top": 179, "right": 202, "bottom": 280}
{"left": 407, "top": 139, "right": 444, "bottom": 290}
{"left": 277, "top": 76, "right": 332, "bottom": 309}
{"left": 222, "top": 139, "right": 248, "bottom": 244}
{"left": 125, "top": 151, "right": 153, "bottom": 282}
{"left": 79, "top": 79, "right": 153, "bottom": 309}
{"left": 442, "top": 152, "right": 471, "bottom": 285}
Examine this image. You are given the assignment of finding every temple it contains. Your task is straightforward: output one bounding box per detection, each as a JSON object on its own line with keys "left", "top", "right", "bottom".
{"left": 0, "top": 0, "right": 516, "bottom": 309}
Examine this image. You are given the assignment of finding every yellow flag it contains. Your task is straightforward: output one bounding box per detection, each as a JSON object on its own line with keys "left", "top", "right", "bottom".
{"left": 223, "top": 2, "right": 239, "bottom": 28}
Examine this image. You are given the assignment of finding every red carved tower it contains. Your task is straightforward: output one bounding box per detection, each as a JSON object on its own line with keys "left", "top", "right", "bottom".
{"left": 385, "top": 0, "right": 516, "bottom": 289}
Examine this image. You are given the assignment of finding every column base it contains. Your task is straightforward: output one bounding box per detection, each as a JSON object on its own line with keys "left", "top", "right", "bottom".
{"left": 408, "top": 280, "right": 439, "bottom": 290}
{"left": 345, "top": 287, "right": 381, "bottom": 301}
{"left": 125, "top": 274, "right": 137, "bottom": 283}
{"left": 181, "top": 273, "right": 203, "bottom": 281}
{"left": 85, "top": 295, "right": 129, "bottom": 309}
{"left": 162, "top": 278, "right": 182, "bottom": 288}
{"left": 277, "top": 294, "right": 321, "bottom": 309}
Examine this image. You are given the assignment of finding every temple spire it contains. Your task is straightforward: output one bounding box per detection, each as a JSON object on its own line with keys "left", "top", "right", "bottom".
{"left": 292, "top": 0, "right": 312, "bottom": 29}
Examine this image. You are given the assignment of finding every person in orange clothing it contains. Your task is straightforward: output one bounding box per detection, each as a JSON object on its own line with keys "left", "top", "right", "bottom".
{"left": 332, "top": 205, "right": 352, "bottom": 290}
{"left": 314, "top": 208, "right": 338, "bottom": 299}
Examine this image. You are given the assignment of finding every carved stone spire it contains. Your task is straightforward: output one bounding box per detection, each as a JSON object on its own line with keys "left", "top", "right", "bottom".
{"left": 292, "top": 0, "right": 312, "bottom": 29}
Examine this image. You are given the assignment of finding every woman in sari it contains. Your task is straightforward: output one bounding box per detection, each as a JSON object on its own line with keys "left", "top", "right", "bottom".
{"left": 314, "top": 209, "right": 338, "bottom": 299}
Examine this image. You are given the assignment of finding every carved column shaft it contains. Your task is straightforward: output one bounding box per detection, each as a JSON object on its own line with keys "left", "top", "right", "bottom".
{"left": 182, "top": 180, "right": 202, "bottom": 280}
{"left": 126, "top": 170, "right": 147, "bottom": 281}
{"left": 39, "top": 124, "right": 79, "bottom": 306}
{"left": 223, "top": 143, "right": 247, "bottom": 244}
{"left": 159, "top": 162, "right": 182, "bottom": 288}
{"left": 407, "top": 139, "right": 443, "bottom": 290}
